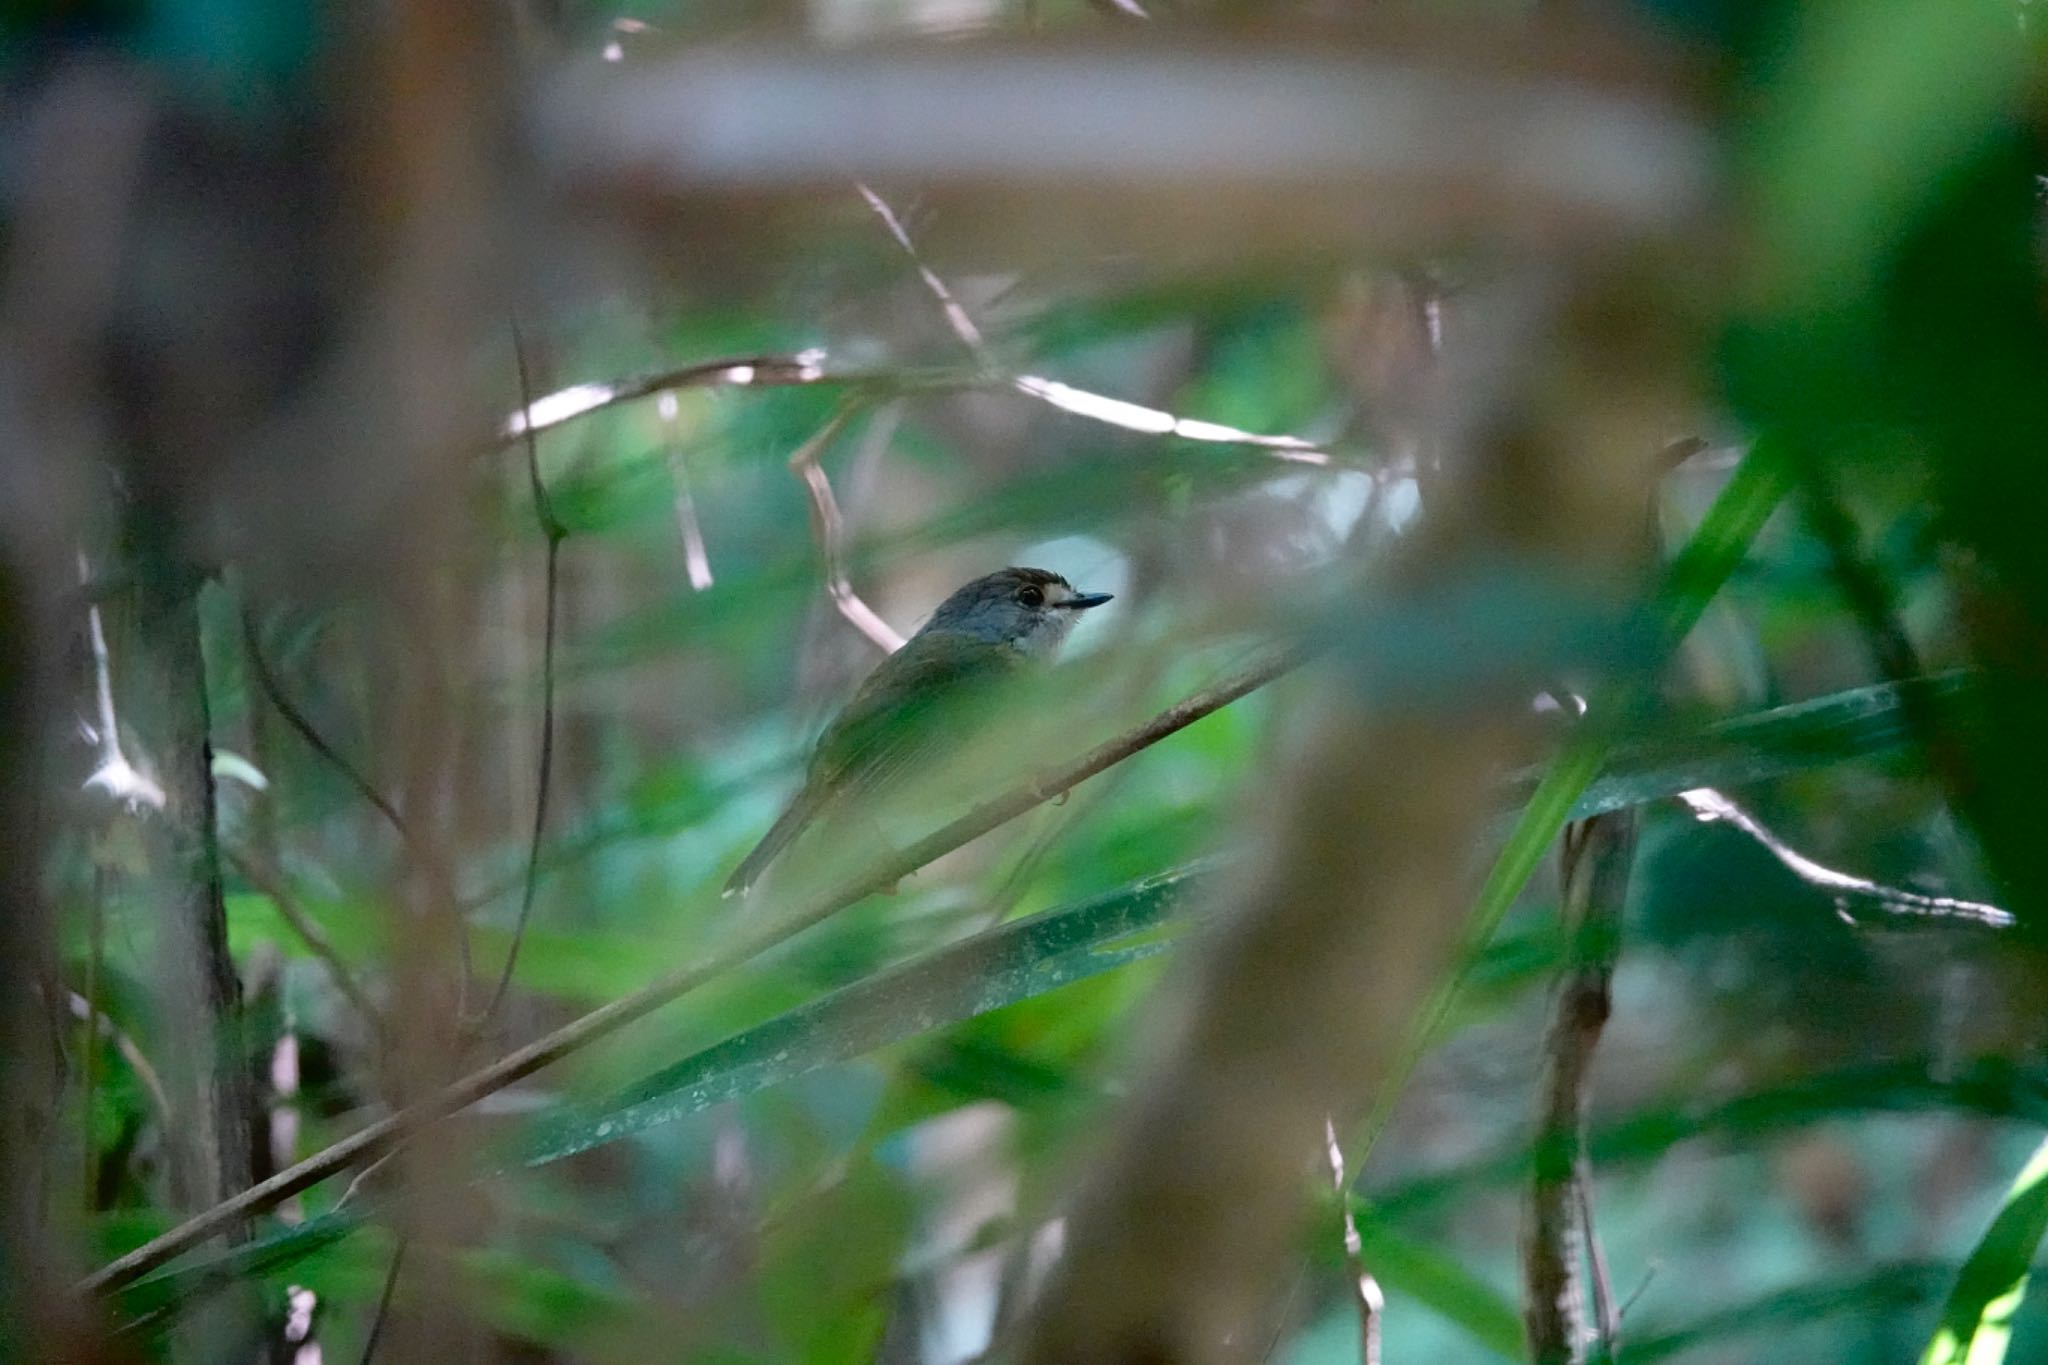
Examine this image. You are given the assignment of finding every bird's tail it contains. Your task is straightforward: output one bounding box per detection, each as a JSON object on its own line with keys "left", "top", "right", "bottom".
{"left": 722, "top": 785, "right": 822, "bottom": 899}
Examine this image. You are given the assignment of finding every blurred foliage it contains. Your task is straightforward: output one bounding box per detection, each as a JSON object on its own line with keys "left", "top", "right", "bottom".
{"left": 18, "top": 0, "right": 2048, "bottom": 1361}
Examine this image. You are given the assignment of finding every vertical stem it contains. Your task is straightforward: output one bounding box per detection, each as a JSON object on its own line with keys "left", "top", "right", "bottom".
{"left": 1522, "top": 809, "right": 1636, "bottom": 1365}
{"left": 117, "top": 549, "right": 255, "bottom": 1218}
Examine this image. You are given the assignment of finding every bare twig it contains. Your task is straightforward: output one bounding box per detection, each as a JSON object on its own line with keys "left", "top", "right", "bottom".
{"left": 856, "top": 184, "right": 993, "bottom": 366}
{"left": 358, "top": 1237, "right": 406, "bottom": 1365}
{"left": 66, "top": 992, "right": 173, "bottom": 1132}
{"left": 1325, "top": 1116, "right": 1383, "bottom": 1365}
{"left": 479, "top": 322, "right": 567, "bottom": 1025}
{"left": 497, "top": 351, "right": 828, "bottom": 441}
{"left": 789, "top": 401, "right": 907, "bottom": 654}
{"left": 78, "top": 552, "right": 164, "bottom": 811}
{"left": 499, "top": 352, "right": 1335, "bottom": 464}
{"left": 1523, "top": 809, "right": 1635, "bottom": 1365}
{"left": 1579, "top": 1168, "right": 1620, "bottom": 1353}
{"left": 661, "top": 391, "right": 715, "bottom": 590}
{"left": 1675, "top": 787, "right": 2013, "bottom": 930}
{"left": 80, "top": 647, "right": 1301, "bottom": 1296}
{"left": 855, "top": 181, "right": 1333, "bottom": 466}
{"left": 240, "top": 610, "right": 407, "bottom": 840}
{"left": 224, "top": 849, "right": 385, "bottom": 1038}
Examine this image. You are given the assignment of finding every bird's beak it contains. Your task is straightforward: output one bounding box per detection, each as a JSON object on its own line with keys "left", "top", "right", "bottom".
{"left": 1060, "top": 591, "right": 1114, "bottom": 610}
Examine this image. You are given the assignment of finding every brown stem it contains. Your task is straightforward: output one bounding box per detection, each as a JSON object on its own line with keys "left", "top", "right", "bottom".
{"left": 478, "top": 319, "right": 566, "bottom": 1026}
{"left": 225, "top": 849, "right": 387, "bottom": 1040}
{"left": 1522, "top": 809, "right": 1636, "bottom": 1365}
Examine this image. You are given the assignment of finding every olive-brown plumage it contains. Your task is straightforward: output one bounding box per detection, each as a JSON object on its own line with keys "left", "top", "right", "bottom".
{"left": 723, "top": 567, "right": 1112, "bottom": 897}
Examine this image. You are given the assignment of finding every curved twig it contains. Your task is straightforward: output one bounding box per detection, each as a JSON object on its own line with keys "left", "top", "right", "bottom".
{"left": 240, "top": 610, "right": 408, "bottom": 840}
{"left": 478, "top": 322, "right": 566, "bottom": 1025}
{"left": 224, "top": 848, "right": 386, "bottom": 1039}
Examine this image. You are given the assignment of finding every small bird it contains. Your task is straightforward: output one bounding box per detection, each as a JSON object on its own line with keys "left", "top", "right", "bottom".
{"left": 723, "top": 566, "right": 1114, "bottom": 897}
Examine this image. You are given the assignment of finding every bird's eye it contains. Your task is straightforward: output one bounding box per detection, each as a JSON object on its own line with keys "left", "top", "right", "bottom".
{"left": 1018, "top": 585, "right": 1045, "bottom": 608}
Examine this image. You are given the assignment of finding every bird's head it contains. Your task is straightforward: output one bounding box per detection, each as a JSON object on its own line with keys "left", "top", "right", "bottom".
{"left": 924, "top": 566, "right": 1114, "bottom": 659}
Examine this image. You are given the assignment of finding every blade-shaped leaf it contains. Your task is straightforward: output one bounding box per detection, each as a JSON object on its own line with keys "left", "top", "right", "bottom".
{"left": 507, "top": 859, "right": 1217, "bottom": 1168}
{"left": 113, "top": 670, "right": 1995, "bottom": 1323}
{"left": 515, "top": 672, "right": 1975, "bottom": 1173}
{"left": 1921, "top": 1133, "right": 2048, "bottom": 1365}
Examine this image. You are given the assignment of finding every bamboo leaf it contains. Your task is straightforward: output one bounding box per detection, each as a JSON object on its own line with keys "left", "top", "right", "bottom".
{"left": 513, "top": 673, "right": 1968, "bottom": 1173}
{"left": 1921, "top": 1134, "right": 2048, "bottom": 1365}
{"left": 506, "top": 860, "right": 1214, "bottom": 1168}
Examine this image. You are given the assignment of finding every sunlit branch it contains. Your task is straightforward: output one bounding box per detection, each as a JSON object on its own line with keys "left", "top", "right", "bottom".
{"left": 1676, "top": 787, "right": 2014, "bottom": 931}
{"left": 78, "top": 552, "right": 165, "bottom": 811}
{"left": 1325, "top": 1116, "right": 1382, "bottom": 1365}
{"left": 661, "top": 392, "right": 715, "bottom": 590}
{"left": 856, "top": 180, "right": 1334, "bottom": 465}
{"left": 856, "top": 183, "right": 993, "bottom": 365}
{"left": 789, "top": 401, "right": 907, "bottom": 654}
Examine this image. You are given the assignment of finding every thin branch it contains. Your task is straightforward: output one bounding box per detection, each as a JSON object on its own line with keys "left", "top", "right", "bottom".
{"left": 479, "top": 322, "right": 567, "bottom": 1026}
{"left": 66, "top": 992, "right": 173, "bottom": 1133}
{"left": 78, "top": 552, "right": 164, "bottom": 811}
{"left": 1578, "top": 1166, "right": 1620, "bottom": 1355}
{"left": 789, "top": 401, "right": 907, "bottom": 654}
{"left": 224, "top": 848, "right": 386, "bottom": 1039}
{"left": 241, "top": 606, "right": 477, "bottom": 992}
{"left": 79, "top": 646, "right": 1302, "bottom": 1296}
{"left": 497, "top": 351, "right": 830, "bottom": 441}
{"left": 855, "top": 181, "right": 1334, "bottom": 466}
{"left": 358, "top": 1236, "right": 406, "bottom": 1365}
{"left": 855, "top": 183, "right": 994, "bottom": 366}
{"left": 1524, "top": 809, "right": 1635, "bottom": 1365}
{"left": 1675, "top": 787, "right": 2014, "bottom": 930}
{"left": 240, "top": 609, "right": 408, "bottom": 840}
{"left": 495, "top": 355, "right": 1333, "bottom": 465}
{"left": 661, "top": 392, "right": 715, "bottom": 590}
{"left": 1325, "top": 1116, "right": 1383, "bottom": 1365}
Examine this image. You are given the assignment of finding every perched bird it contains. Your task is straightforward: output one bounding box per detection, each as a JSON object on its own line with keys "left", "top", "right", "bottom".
{"left": 723, "top": 566, "right": 1114, "bottom": 897}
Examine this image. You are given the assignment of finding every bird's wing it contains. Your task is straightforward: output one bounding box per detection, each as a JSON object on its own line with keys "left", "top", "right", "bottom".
{"left": 810, "top": 629, "right": 1018, "bottom": 804}
{"left": 723, "top": 631, "right": 1015, "bottom": 898}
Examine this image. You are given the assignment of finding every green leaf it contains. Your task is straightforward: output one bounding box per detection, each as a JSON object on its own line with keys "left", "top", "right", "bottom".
{"left": 116, "top": 1212, "right": 363, "bottom": 1330}
{"left": 1351, "top": 1203, "right": 1525, "bottom": 1360}
{"left": 514, "top": 671, "right": 1962, "bottom": 1173}
{"left": 1921, "top": 1134, "right": 2048, "bottom": 1365}
{"left": 1378, "top": 1058, "right": 2048, "bottom": 1221}
{"left": 1629, "top": 1262, "right": 1954, "bottom": 1362}
{"left": 506, "top": 860, "right": 1214, "bottom": 1169}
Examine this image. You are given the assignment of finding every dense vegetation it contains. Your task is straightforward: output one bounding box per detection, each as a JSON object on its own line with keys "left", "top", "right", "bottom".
{"left": 3, "top": 1, "right": 2047, "bottom": 1362}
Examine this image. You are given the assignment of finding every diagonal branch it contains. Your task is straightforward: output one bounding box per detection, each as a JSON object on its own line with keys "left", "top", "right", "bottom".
{"left": 78, "top": 646, "right": 1301, "bottom": 1297}
{"left": 855, "top": 181, "right": 1333, "bottom": 466}
{"left": 223, "top": 848, "right": 385, "bottom": 1040}
{"left": 1675, "top": 786, "right": 2012, "bottom": 931}
{"left": 855, "top": 184, "right": 993, "bottom": 366}
{"left": 788, "top": 401, "right": 907, "bottom": 653}
{"left": 240, "top": 609, "right": 407, "bottom": 840}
